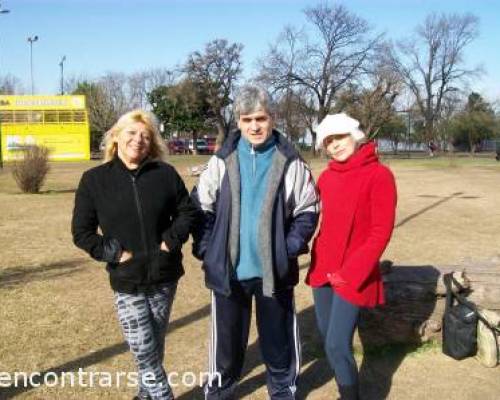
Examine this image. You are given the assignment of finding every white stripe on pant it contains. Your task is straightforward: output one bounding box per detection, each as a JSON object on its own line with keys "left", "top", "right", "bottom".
{"left": 204, "top": 279, "right": 300, "bottom": 400}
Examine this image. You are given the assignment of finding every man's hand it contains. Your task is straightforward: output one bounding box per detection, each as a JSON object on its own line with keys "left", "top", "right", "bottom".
{"left": 119, "top": 250, "right": 133, "bottom": 263}
{"left": 160, "top": 241, "right": 170, "bottom": 252}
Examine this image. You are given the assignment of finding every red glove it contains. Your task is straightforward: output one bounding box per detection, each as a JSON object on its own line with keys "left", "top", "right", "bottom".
{"left": 327, "top": 272, "right": 347, "bottom": 288}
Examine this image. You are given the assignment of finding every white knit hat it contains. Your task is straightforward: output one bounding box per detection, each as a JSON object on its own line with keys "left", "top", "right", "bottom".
{"left": 315, "top": 113, "right": 365, "bottom": 150}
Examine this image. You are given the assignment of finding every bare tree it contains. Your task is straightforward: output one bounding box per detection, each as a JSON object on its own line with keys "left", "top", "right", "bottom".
{"left": 0, "top": 74, "right": 24, "bottom": 94}
{"left": 67, "top": 69, "right": 176, "bottom": 150}
{"left": 274, "top": 88, "right": 312, "bottom": 143}
{"left": 260, "top": 3, "right": 382, "bottom": 150}
{"left": 64, "top": 74, "right": 88, "bottom": 95}
{"left": 128, "top": 71, "right": 149, "bottom": 109}
{"left": 434, "top": 92, "right": 462, "bottom": 151}
{"left": 70, "top": 73, "right": 129, "bottom": 150}
{"left": 395, "top": 12, "right": 480, "bottom": 142}
{"left": 334, "top": 44, "right": 402, "bottom": 136}
{"left": 145, "top": 68, "right": 176, "bottom": 91}
{"left": 185, "top": 39, "right": 243, "bottom": 145}
{"left": 98, "top": 72, "right": 129, "bottom": 116}
{"left": 129, "top": 68, "right": 176, "bottom": 109}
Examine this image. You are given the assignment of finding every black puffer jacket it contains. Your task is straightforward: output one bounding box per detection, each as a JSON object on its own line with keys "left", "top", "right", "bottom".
{"left": 72, "top": 157, "right": 198, "bottom": 294}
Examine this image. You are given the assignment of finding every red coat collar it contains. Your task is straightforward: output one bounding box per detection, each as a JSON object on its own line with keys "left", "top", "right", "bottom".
{"left": 328, "top": 141, "right": 378, "bottom": 172}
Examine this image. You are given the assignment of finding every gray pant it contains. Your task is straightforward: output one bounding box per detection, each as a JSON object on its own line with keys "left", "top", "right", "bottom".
{"left": 114, "top": 282, "right": 177, "bottom": 400}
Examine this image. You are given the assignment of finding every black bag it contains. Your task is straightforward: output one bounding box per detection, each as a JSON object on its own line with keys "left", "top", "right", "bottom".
{"left": 442, "top": 273, "right": 500, "bottom": 360}
{"left": 442, "top": 273, "right": 477, "bottom": 359}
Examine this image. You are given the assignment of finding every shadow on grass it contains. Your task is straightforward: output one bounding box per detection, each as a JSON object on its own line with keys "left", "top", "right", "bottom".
{"left": 0, "top": 258, "right": 86, "bottom": 289}
{"left": 175, "top": 306, "right": 325, "bottom": 400}
{"left": 2, "top": 259, "right": 439, "bottom": 399}
{"left": 1, "top": 286, "right": 438, "bottom": 399}
{"left": 39, "top": 188, "right": 77, "bottom": 195}
{"left": 1, "top": 188, "right": 76, "bottom": 195}
{"left": 355, "top": 264, "right": 440, "bottom": 400}
{"left": 0, "top": 304, "right": 211, "bottom": 399}
{"left": 396, "top": 192, "right": 464, "bottom": 228}
{"left": 172, "top": 261, "right": 435, "bottom": 399}
{"left": 176, "top": 301, "right": 438, "bottom": 400}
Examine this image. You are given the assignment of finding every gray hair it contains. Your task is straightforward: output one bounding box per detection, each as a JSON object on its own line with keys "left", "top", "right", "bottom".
{"left": 234, "top": 84, "right": 276, "bottom": 119}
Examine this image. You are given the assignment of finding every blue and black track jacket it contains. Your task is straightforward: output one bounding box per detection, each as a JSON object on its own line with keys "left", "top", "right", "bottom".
{"left": 191, "top": 130, "right": 319, "bottom": 297}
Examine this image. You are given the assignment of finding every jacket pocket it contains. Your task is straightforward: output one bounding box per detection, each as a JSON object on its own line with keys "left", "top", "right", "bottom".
{"left": 152, "top": 250, "right": 183, "bottom": 282}
{"left": 275, "top": 226, "right": 290, "bottom": 280}
{"left": 109, "top": 253, "right": 147, "bottom": 283}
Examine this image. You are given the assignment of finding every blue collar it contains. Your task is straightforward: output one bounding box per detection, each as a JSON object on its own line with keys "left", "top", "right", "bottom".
{"left": 238, "top": 135, "right": 276, "bottom": 154}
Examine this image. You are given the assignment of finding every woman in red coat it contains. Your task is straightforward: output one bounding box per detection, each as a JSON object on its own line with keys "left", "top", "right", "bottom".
{"left": 307, "top": 113, "right": 397, "bottom": 400}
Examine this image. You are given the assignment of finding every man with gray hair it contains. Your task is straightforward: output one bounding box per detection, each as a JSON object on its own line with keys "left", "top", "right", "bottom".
{"left": 192, "top": 84, "right": 319, "bottom": 399}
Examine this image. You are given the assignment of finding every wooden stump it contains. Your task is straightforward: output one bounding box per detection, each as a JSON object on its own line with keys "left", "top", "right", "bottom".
{"left": 477, "top": 309, "right": 500, "bottom": 367}
{"left": 357, "top": 260, "right": 500, "bottom": 348}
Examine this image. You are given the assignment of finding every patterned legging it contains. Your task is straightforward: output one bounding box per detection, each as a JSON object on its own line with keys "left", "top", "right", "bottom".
{"left": 114, "top": 282, "right": 177, "bottom": 400}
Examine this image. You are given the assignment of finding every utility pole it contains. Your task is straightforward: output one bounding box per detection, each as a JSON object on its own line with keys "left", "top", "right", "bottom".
{"left": 59, "top": 55, "right": 66, "bottom": 95}
{"left": 27, "top": 35, "right": 39, "bottom": 95}
{"left": 0, "top": 1, "right": 11, "bottom": 169}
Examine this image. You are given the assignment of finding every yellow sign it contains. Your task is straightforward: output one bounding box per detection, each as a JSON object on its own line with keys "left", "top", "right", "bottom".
{"left": 3, "top": 127, "right": 90, "bottom": 161}
{"left": 0, "top": 95, "right": 86, "bottom": 110}
{"left": 0, "top": 95, "right": 90, "bottom": 162}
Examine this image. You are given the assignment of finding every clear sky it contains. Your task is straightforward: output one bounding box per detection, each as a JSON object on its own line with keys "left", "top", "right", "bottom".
{"left": 1, "top": 0, "right": 499, "bottom": 101}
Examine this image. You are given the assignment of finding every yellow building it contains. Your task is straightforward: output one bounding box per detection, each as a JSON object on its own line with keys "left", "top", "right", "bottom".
{"left": 0, "top": 95, "right": 90, "bottom": 162}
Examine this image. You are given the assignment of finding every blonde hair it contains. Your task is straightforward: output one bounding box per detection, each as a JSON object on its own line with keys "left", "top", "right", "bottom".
{"left": 103, "top": 109, "right": 168, "bottom": 163}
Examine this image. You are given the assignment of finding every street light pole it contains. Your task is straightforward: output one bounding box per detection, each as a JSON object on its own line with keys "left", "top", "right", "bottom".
{"left": 406, "top": 110, "right": 411, "bottom": 158}
{"left": 0, "top": 2, "right": 10, "bottom": 169}
{"left": 27, "top": 35, "right": 38, "bottom": 95}
{"left": 59, "top": 55, "right": 66, "bottom": 95}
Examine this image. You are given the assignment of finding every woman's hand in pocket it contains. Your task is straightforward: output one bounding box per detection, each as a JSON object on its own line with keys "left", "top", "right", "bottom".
{"left": 160, "top": 241, "right": 170, "bottom": 253}
{"left": 119, "top": 250, "right": 133, "bottom": 263}
{"left": 327, "top": 272, "right": 347, "bottom": 288}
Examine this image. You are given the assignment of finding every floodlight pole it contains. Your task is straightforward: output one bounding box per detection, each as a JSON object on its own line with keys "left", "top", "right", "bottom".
{"left": 0, "top": 2, "right": 11, "bottom": 169}
{"left": 28, "top": 35, "right": 39, "bottom": 95}
{"left": 59, "top": 55, "right": 66, "bottom": 95}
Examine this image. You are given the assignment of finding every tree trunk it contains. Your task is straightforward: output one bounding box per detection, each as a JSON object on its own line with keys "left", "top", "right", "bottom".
{"left": 468, "top": 132, "right": 475, "bottom": 156}
{"left": 215, "top": 118, "right": 226, "bottom": 149}
{"left": 425, "top": 117, "right": 434, "bottom": 144}
{"left": 460, "top": 263, "right": 500, "bottom": 310}
{"left": 191, "top": 131, "right": 198, "bottom": 155}
{"left": 393, "top": 139, "right": 399, "bottom": 155}
{"left": 311, "top": 129, "right": 317, "bottom": 157}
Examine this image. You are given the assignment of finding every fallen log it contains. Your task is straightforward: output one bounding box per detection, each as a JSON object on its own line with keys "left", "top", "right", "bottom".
{"left": 458, "top": 262, "right": 500, "bottom": 310}
{"left": 357, "top": 261, "right": 500, "bottom": 347}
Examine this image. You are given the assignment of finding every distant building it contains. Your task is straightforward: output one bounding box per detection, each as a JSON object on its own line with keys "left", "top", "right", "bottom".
{"left": 0, "top": 95, "right": 90, "bottom": 161}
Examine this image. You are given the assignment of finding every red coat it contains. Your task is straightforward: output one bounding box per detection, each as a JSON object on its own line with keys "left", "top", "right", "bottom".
{"left": 306, "top": 142, "right": 397, "bottom": 307}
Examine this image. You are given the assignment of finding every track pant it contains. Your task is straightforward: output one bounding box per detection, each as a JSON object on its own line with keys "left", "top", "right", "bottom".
{"left": 114, "top": 282, "right": 177, "bottom": 400}
{"left": 312, "top": 286, "right": 360, "bottom": 390}
{"left": 205, "top": 278, "right": 300, "bottom": 400}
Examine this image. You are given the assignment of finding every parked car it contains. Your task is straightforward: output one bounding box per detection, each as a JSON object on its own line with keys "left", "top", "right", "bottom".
{"left": 188, "top": 139, "right": 208, "bottom": 154}
{"left": 167, "top": 139, "right": 188, "bottom": 155}
{"left": 205, "top": 137, "right": 217, "bottom": 154}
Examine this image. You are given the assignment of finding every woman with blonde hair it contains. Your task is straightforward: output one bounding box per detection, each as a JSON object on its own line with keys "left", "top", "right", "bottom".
{"left": 102, "top": 109, "right": 168, "bottom": 163}
{"left": 72, "top": 109, "right": 198, "bottom": 400}
{"left": 307, "top": 113, "right": 397, "bottom": 400}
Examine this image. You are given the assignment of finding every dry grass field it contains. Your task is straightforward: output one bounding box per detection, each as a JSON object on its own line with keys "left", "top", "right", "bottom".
{"left": 0, "top": 154, "right": 499, "bottom": 400}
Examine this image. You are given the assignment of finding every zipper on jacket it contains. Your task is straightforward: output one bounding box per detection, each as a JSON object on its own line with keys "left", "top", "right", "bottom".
{"left": 131, "top": 175, "right": 149, "bottom": 281}
{"left": 251, "top": 145, "right": 256, "bottom": 178}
